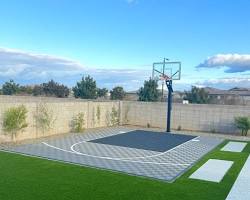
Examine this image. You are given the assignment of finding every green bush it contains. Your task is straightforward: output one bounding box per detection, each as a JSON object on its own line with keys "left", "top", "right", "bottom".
{"left": 35, "top": 103, "right": 56, "bottom": 134}
{"left": 234, "top": 116, "right": 250, "bottom": 136}
{"left": 110, "top": 86, "right": 125, "bottom": 100}
{"left": 72, "top": 112, "right": 85, "bottom": 133}
{"left": 105, "top": 111, "right": 111, "bottom": 126}
{"left": 96, "top": 106, "right": 101, "bottom": 124}
{"left": 92, "top": 107, "right": 96, "bottom": 126}
{"left": 124, "top": 106, "right": 130, "bottom": 123}
{"left": 3, "top": 105, "right": 28, "bottom": 141}
{"left": 2, "top": 80, "right": 20, "bottom": 95}
{"left": 138, "top": 78, "right": 160, "bottom": 102}
{"left": 110, "top": 107, "right": 119, "bottom": 126}
{"left": 73, "top": 75, "right": 97, "bottom": 99}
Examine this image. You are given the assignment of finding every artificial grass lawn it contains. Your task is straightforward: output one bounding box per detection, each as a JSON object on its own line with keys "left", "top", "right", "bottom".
{"left": 0, "top": 141, "right": 249, "bottom": 200}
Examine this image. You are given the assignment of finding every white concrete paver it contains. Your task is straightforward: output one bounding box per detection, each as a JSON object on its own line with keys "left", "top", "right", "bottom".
{"left": 189, "top": 159, "right": 233, "bottom": 182}
{"left": 221, "top": 142, "right": 247, "bottom": 153}
{"left": 226, "top": 155, "right": 250, "bottom": 200}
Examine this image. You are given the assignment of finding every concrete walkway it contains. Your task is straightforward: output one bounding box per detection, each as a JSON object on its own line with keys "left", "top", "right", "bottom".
{"left": 189, "top": 159, "right": 233, "bottom": 182}
{"left": 221, "top": 141, "right": 247, "bottom": 152}
{"left": 226, "top": 155, "right": 250, "bottom": 200}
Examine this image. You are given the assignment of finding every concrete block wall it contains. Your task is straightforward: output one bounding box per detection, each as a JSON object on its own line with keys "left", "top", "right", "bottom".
{"left": 0, "top": 96, "right": 120, "bottom": 142}
{"left": 122, "top": 101, "right": 250, "bottom": 134}
{"left": 0, "top": 95, "right": 249, "bottom": 142}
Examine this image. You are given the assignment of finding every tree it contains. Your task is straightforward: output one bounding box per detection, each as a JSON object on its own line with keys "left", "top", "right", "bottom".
{"left": 184, "top": 86, "right": 210, "bottom": 104}
{"left": 32, "top": 85, "right": 44, "bottom": 96}
{"left": 73, "top": 75, "right": 97, "bottom": 99}
{"left": 71, "top": 112, "right": 85, "bottom": 133}
{"left": 137, "top": 78, "right": 160, "bottom": 102}
{"left": 234, "top": 117, "right": 250, "bottom": 136}
{"left": 42, "top": 80, "right": 69, "bottom": 98}
{"left": 110, "top": 106, "right": 119, "bottom": 126}
{"left": 110, "top": 86, "right": 125, "bottom": 100}
{"left": 34, "top": 103, "right": 56, "bottom": 134}
{"left": 19, "top": 85, "right": 33, "bottom": 95}
{"left": 2, "top": 80, "right": 20, "bottom": 95}
{"left": 32, "top": 80, "right": 69, "bottom": 98}
{"left": 3, "top": 105, "right": 28, "bottom": 141}
{"left": 97, "top": 88, "right": 108, "bottom": 98}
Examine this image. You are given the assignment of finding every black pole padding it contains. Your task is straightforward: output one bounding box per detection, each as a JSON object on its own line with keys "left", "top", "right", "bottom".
{"left": 166, "top": 80, "right": 173, "bottom": 133}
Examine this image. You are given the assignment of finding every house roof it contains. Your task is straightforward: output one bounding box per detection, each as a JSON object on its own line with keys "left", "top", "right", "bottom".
{"left": 204, "top": 87, "right": 250, "bottom": 96}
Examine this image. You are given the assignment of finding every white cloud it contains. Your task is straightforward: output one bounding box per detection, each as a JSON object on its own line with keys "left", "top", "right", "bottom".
{"left": 0, "top": 47, "right": 85, "bottom": 78}
{"left": 196, "top": 54, "right": 250, "bottom": 73}
{"left": 0, "top": 47, "right": 151, "bottom": 91}
{"left": 4, "top": 48, "right": 249, "bottom": 91}
{"left": 195, "top": 77, "right": 250, "bottom": 89}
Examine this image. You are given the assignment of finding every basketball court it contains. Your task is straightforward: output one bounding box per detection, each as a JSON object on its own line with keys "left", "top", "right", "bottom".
{"left": 3, "top": 127, "right": 223, "bottom": 182}
{"left": 1, "top": 61, "right": 224, "bottom": 182}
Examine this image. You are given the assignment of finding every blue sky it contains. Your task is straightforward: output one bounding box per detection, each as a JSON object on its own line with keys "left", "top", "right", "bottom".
{"left": 0, "top": 0, "right": 250, "bottom": 91}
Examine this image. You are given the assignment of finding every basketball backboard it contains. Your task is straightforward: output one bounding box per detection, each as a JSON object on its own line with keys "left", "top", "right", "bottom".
{"left": 152, "top": 61, "right": 181, "bottom": 81}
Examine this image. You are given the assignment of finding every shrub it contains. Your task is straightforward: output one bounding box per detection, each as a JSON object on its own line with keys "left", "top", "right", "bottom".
{"left": 97, "top": 88, "right": 108, "bottom": 98}
{"left": 105, "top": 111, "right": 111, "bottom": 126}
{"left": 124, "top": 105, "right": 130, "bottom": 123}
{"left": 34, "top": 103, "right": 56, "bottom": 134}
{"left": 92, "top": 107, "right": 96, "bottom": 127}
{"left": 96, "top": 106, "right": 101, "bottom": 125}
{"left": 32, "top": 80, "right": 69, "bottom": 98}
{"left": 72, "top": 112, "right": 85, "bottom": 133}
{"left": 42, "top": 80, "right": 69, "bottom": 98}
{"left": 110, "top": 107, "right": 119, "bottom": 126}
{"left": 234, "top": 116, "right": 250, "bottom": 136}
{"left": 3, "top": 105, "right": 28, "bottom": 141}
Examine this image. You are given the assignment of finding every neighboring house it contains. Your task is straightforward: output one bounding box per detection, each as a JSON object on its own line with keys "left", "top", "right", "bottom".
{"left": 204, "top": 87, "right": 250, "bottom": 105}
{"left": 160, "top": 90, "right": 185, "bottom": 103}
{"left": 124, "top": 91, "right": 139, "bottom": 101}
{"left": 124, "top": 90, "right": 184, "bottom": 102}
{"left": 125, "top": 87, "right": 250, "bottom": 105}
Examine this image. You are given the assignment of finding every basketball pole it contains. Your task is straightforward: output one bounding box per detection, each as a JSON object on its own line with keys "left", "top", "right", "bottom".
{"left": 163, "top": 58, "right": 172, "bottom": 133}
{"left": 152, "top": 59, "right": 180, "bottom": 133}
{"left": 166, "top": 79, "right": 173, "bottom": 133}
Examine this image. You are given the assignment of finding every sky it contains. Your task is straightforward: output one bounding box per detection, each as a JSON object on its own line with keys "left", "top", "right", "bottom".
{"left": 0, "top": 0, "right": 250, "bottom": 91}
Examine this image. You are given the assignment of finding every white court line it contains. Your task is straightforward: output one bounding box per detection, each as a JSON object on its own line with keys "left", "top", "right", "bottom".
{"left": 70, "top": 136, "right": 200, "bottom": 160}
{"left": 42, "top": 142, "right": 190, "bottom": 166}
{"left": 42, "top": 135, "right": 199, "bottom": 166}
{"left": 42, "top": 142, "right": 75, "bottom": 154}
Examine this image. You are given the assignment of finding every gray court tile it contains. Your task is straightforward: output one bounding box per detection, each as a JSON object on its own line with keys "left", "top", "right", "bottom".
{"left": 2, "top": 127, "right": 223, "bottom": 182}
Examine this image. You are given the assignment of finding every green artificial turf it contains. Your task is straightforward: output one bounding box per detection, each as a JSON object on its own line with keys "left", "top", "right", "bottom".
{"left": 0, "top": 140, "right": 249, "bottom": 200}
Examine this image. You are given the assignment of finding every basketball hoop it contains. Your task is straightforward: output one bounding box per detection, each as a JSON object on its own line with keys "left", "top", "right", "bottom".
{"left": 152, "top": 59, "right": 181, "bottom": 133}
{"left": 159, "top": 74, "right": 171, "bottom": 81}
